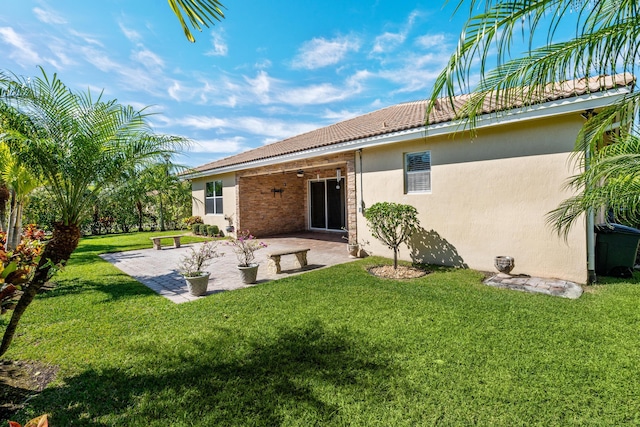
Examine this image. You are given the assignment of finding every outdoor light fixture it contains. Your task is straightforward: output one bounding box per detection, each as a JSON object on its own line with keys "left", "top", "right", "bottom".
{"left": 296, "top": 170, "right": 304, "bottom": 178}
{"left": 336, "top": 168, "right": 342, "bottom": 190}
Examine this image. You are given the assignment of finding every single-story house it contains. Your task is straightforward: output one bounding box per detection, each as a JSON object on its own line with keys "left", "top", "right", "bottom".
{"left": 184, "top": 74, "right": 634, "bottom": 284}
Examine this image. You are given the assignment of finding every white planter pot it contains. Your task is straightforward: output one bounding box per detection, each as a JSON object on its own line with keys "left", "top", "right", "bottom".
{"left": 238, "top": 264, "right": 259, "bottom": 284}
{"left": 494, "top": 256, "right": 515, "bottom": 275}
{"left": 347, "top": 243, "right": 360, "bottom": 258}
{"left": 184, "top": 272, "right": 210, "bottom": 296}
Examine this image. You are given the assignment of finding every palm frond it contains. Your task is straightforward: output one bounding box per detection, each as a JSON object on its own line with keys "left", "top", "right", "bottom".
{"left": 167, "top": 0, "right": 226, "bottom": 43}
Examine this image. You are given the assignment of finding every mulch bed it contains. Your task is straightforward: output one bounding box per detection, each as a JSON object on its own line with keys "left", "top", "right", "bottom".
{"left": 368, "top": 265, "right": 429, "bottom": 279}
{"left": 0, "top": 360, "right": 58, "bottom": 421}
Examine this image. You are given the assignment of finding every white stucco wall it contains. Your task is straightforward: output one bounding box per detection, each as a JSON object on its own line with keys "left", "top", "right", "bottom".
{"left": 191, "top": 172, "right": 237, "bottom": 230}
{"left": 355, "top": 114, "right": 588, "bottom": 283}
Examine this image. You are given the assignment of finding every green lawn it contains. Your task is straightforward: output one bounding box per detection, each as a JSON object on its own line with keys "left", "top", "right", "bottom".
{"left": 3, "top": 232, "right": 640, "bottom": 426}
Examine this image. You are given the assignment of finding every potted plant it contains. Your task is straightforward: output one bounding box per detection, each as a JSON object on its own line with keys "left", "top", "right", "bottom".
{"left": 224, "top": 214, "right": 235, "bottom": 234}
{"left": 177, "top": 240, "right": 223, "bottom": 296}
{"left": 227, "top": 230, "right": 267, "bottom": 284}
{"left": 342, "top": 228, "right": 361, "bottom": 258}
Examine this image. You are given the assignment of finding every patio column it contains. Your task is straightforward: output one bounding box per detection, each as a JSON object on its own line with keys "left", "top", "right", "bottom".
{"left": 346, "top": 155, "right": 357, "bottom": 242}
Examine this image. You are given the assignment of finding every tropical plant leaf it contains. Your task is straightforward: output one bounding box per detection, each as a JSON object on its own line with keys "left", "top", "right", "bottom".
{"left": 168, "top": 0, "right": 226, "bottom": 42}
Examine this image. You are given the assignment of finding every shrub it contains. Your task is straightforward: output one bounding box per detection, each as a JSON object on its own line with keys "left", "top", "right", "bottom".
{"left": 206, "top": 225, "right": 220, "bottom": 237}
{"left": 364, "top": 202, "right": 420, "bottom": 269}
{"left": 192, "top": 224, "right": 203, "bottom": 235}
{"left": 183, "top": 216, "right": 203, "bottom": 229}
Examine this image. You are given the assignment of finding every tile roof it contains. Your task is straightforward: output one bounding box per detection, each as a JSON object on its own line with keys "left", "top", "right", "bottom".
{"left": 192, "top": 74, "right": 635, "bottom": 173}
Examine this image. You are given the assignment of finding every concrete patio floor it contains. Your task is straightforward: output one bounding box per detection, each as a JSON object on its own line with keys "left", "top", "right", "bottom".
{"left": 100, "top": 233, "right": 357, "bottom": 303}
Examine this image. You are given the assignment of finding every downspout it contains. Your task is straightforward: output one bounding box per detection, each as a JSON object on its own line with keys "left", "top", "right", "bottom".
{"left": 358, "top": 149, "right": 365, "bottom": 212}
{"left": 582, "top": 109, "right": 597, "bottom": 284}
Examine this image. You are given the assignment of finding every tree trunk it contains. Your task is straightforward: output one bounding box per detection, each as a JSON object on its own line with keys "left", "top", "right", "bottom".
{"left": 0, "top": 183, "right": 9, "bottom": 233}
{"left": 0, "top": 222, "right": 81, "bottom": 358}
{"left": 8, "top": 200, "right": 23, "bottom": 251}
{"left": 159, "top": 195, "right": 165, "bottom": 232}
{"left": 6, "top": 190, "right": 17, "bottom": 250}
{"left": 393, "top": 247, "right": 398, "bottom": 270}
{"left": 136, "top": 200, "right": 144, "bottom": 232}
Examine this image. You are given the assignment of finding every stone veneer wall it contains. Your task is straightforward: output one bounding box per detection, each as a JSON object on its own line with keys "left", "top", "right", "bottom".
{"left": 236, "top": 152, "right": 357, "bottom": 239}
{"left": 237, "top": 171, "right": 306, "bottom": 236}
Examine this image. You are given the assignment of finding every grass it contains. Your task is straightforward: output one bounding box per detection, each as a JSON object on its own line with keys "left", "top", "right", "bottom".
{"left": 3, "top": 232, "right": 640, "bottom": 425}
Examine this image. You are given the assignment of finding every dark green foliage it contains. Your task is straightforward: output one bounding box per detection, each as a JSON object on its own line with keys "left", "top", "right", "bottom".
{"left": 207, "top": 225, "right": 220, "bottom": 237}
{"left": 22, "top": 188, "right": 60, "bottom": 232}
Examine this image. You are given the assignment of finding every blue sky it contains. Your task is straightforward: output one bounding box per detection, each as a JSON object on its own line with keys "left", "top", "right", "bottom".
{"left": 1, "top": 1, "right": 477, "bottom": 167}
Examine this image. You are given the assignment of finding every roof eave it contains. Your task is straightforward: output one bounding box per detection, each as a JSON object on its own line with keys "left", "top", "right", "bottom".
{"left": 183, "top": 87, "right": 631, "bottom": 180}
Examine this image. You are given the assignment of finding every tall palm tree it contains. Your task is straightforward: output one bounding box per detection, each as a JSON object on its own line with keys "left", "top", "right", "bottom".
{"left": 0, "top": 69, "right": 188, "bottom": 356}
{"left": 168, "top": 0, "right": 226, "bottom": 42}
{"left": 428, "top": 0, "right": 640, "bottom": 234}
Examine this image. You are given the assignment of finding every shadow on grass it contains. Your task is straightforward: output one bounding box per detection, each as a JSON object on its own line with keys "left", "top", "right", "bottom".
{"left": 37, "top": 276, "right": 157, "bottom": 303}
{"left": 594, "top": 270, "right": 640, "bottom": 285}
{"left": 28, "top": 321, "right": 392, "bottom": 426}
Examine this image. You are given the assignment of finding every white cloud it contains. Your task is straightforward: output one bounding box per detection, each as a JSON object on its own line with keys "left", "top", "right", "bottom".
{"left": 132, "top": 48, "right": 165, "bottom": 71}
{"left": 322, "top": 108, "right": 361, "bottom": 121}
{"left": 205, "top": 30, "right": 228, "bottom": 56}
{"left": 415, "top": 33, "right": 447, "bottom": 49}
{"left": 168, "top": 80, "right": 187, "bottom": 101}
{"left": 255, "top": 59, "right": 272, "bottom": 69}
{"left": 190, "top": 136, "right": 246, "bottom": 153}
{"left": 80, "top": 46, "right": 120, "bottom": 72}
{"left": 377, "top": 51, "right": 449, "bottom": 93}
{"left": 274, "top": 69, "right": 370, "bottom": 106}
{"left": 49, "top": 40, "right": 77, "bottom": 67}
{"left": 278, "top": 83, "right": 350, "bottom": 105}
{"left": 371, "top": 10, "right": 421, "bottom": 54}
{"left": 68, "top": 30, "right": 103, "bottom": 46}
{"left": 0, "top": 27, "right": 45, "bottom": 67}
{"left": 119, "top": 22, "right": 141, "bottom": 42}
{"left": 372, "top": 32, "right": 405, "bottom": 54}
{"left": 180, "top": 116, "right": 227, "bottom": 130}
{"left": 292, "top": 35, "right": 360, "bottom": 69}
{"left": 237, "top": 117, "right": 320, "bottom": 140}
{"left": 244, "top": 70, "right": 274, "bottom": 104}
{"left": 154, "top": 68, "right": 368, "bottom": 111}
{"left": 32, "top": 7, "right": 66, "bottom": 25}
{"left": 171, "top": 114, "right": 320, "bottom": 141}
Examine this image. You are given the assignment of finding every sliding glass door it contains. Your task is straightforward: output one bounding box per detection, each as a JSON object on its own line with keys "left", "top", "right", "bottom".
{"left": 309, "top": 178, "right": 345, "bottom": 231}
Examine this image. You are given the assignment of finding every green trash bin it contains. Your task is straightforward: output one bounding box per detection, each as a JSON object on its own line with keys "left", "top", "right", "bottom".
{"left": 595, "top": 223, "right": 640, "bottom": 278}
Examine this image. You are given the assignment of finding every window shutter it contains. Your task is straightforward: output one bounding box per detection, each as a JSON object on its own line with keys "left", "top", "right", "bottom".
{"left": 405, "top": 151, "right": 431, "bottom": 193}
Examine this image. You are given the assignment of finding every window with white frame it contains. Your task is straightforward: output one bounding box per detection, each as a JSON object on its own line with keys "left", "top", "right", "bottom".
{"left": 405, "top": 151, "right": 431, "bottom": 193}
{"left": 205, "top": 180, "right": 223, "bottom": 214}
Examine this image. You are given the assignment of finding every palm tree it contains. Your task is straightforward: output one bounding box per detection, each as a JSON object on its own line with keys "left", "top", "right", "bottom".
{"left": 168, "top": 0, "right": 226, "bottom": 42}
{"left": 141, "top": 158, "right": 190, "bottom": 231}
{"left": 428, "top": 0, "right": 640, "bottom": 234}
{"left": 0, "top": 142, "right": 40, "bottom": 250}
{"left": 0, "top": 69, "right": 188, "bottom": 356}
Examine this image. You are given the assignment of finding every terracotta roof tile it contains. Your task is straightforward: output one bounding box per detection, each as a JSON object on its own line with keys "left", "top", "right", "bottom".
{"left": 193, "top": 74, "right": 634, "bottom": 173}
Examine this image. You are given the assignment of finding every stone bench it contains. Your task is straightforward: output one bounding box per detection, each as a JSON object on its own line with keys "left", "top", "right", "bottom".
{"left": 150, "top": 235, "right": 185, "bottom": 250}
{"left": 267, "top": 248, "right": 310, "bottom": 274}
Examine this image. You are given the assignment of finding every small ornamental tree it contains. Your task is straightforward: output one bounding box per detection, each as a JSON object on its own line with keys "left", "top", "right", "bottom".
{"left": 364, "top": 202, "right": 420, "bottom": 270}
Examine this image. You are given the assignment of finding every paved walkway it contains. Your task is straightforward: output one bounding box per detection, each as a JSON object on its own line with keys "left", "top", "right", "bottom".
{"left": 484, "top": 274, "right": 583, "bottom": 299}
{"left": 100, "top": 233, "right": 356, "bottom": 304}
